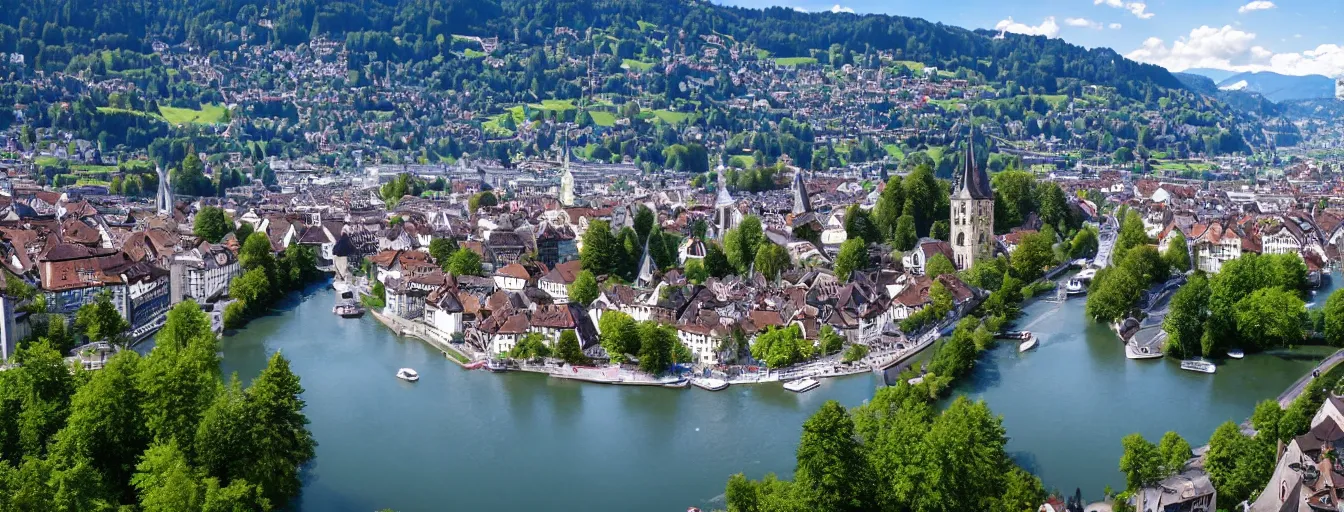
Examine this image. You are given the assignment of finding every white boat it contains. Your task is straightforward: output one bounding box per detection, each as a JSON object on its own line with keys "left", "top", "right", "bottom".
{"left": 396, "top": 368, "right": 420, "bottom": 382}
{"left": 783, "top": 377, "right": 820, "bottom": 393}
{"left": 1018, "top": 335, "right": 1038, "bottom": 352}
{"left": 1226, "top": 349, "right": 1245, "bottom": 359}
{"left": 692, "top": 378, "right": 729, "bottom": 391}
{"left": 1180, "top": 360, "right": 1216, "bottom": 374}
{"left": 1125, "top": 342, "right": 1163, "bottom": 360}
{"left": 1065, "top": 279, "right": 1086, "bottom": 295}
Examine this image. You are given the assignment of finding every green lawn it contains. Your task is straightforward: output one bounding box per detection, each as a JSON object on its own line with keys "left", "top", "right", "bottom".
{"left": 482, "top": 113, "right": 516, "bottom": 137}
{"left": 463, "top": 48, "right": 486, "bottom": 59}
{"left": 755, "top": 49, "right": 772, "bottom": 59}
{"left": 772, "top": 56, "right": 818, "bottom": 67}
{"left": 650, "top": 109, "right": 691, "bottom": 124}
{"left": 622, "top": 59, "right": 655, "bottom": 72}
{"left": 158, "top": 103, "right": 228, "bottom": 125}
{"left": 34, "top": 156, "right": 117, "bottom": 173}
{"left": 891, "top": 60, "right": 926, "bottom": 73}
{"left": 637, "top": 20, "right": 657, "bottom": 32}
{"left": 883, "top": 144, "right": 905, "bottom": 160}
{"left": 588, "top": 111, "right": 617, "bottom": 127}
{"left": 927, "top": 99, "right": 964, "bottom": 111}
{"left": 1154, "top": 161, "right": 1215, "bottom": 172}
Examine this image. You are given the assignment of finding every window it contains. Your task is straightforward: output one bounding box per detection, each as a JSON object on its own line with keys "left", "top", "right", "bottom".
{"left": 956, "top": 232, "right": 965, "bottom": 246}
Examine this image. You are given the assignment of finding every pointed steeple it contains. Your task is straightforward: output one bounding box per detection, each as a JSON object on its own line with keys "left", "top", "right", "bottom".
{"left": 636, "top": 235, "right": 656, "bottom": 287}
{"left": 791, "top": 171, "right": 812, "bottom": 215}
{"left": 957, "top": 128, "right": 993, "bottom": 200}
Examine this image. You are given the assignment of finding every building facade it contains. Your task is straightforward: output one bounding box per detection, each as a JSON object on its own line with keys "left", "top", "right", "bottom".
{"left": 950, "top": 139, "right": 995, "bottom": 270}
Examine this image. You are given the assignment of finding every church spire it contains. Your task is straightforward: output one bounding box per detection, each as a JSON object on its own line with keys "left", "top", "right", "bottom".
{"left": 957, "top": 127, "right": 993, "bottom": 200}
{"left": 791, "top": 170, "right": 811, "bottom": 215}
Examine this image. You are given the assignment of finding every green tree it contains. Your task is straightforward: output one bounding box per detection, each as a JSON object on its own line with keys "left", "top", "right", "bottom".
{"left": 1163, "top": 274, "right": 1209, "bottom": 358}
{"left": 598, "top": 311, "right": 640, "bottom": 362}
{"left": 1113, "top": 210, "right": 1149, "bottom": 264}
{"left": 132, "top": 441, "right": 202, "bottom": 512}
{"left": 1163, "top": 231, "right": 1190, "bottom": 272}
{"left": 51, "top": 350, "right": 147, "bottom": 501}
{"left": 636, "top": 321, "right": 676, "bottom": 374}
{"left": 230, "top": 268, "right": 271, "bottom": 315}
{"left": 555, "top": 330, "right": 587, "bottom": 365}
{"left": 925, "top": 254, "right": 956, "bottom": 280}
{"left": 1249, "top": 400, "right": 1282, "bottom": 446}
{"left": 192, "top": 207, "right": 230, "bottom": 243}
{"left": 580, "top": 220, "right": 619, "bottom": 276}
{"left": 446, "top": 248, "right": 483, "bottom": 277}
{"left": 509, "top": 333, "right": 551, "bottom": 360}
{"left": 1118, "top": 433, "right": 1162, "bottom": 491}
{"left": 684, "top": 259, "right": 708, "bottom": 284}
{"left": 1157, "top": 431, "right": 1192, "bottom": 476}
{"left": 1204, "top": 421, "right": 1274, "bottom": 505}
{"left": 567, "top": 270, "right": 599, "bottom": 306}
{"left": 844, "top": 205, "right": 881, "bottom": 246}
{"left": 74, "top": 291, "right": 130, "bottom": 347}
{"left": 469, "top": 191, "right": 497, "bottom": 211}
{"left": 874, "top": 176, "right": 905, "bottom": 241}
{"left": 820, "top": 326, "right": 845, "bottom": 355}
{"left": 892, "top": 215, "right": 917, "bottom": 251}
{"left": 1326, "top": 289, "right": 1344, "bottom": 346}
{"left": 793, "top": 401, "right": 877, "bottom": 512}
{"left": 753, "top": 242, "right": 791, "bottom": 280}
{"left": 703, "top": 242, "right": 733, "bottom": 278}
{"left": 239, "top": 352, "right": 316, "bottom": 505}
{"left": 725, "top": 216, "right": 764, "bottom": 273}
{"left": 428, "top": 238, "right": 457, "bottom": 267}
{"left": 835, "top": 238, "right": 867, "bottom": 282}
{"left": 1010, "top": 230, "right": 1055, "bottom": 282}
{"left": 1234, "top": 287, "right": 1305, "bottom": 349}
{"left": 238, "top": 232, "right": 275, "bottom": 273}
{"left": 1070, "top": 227, "right": 1099, "bottom": 259}
{"left": 1085, "top": 265, "right": 1143, "bottom": 322}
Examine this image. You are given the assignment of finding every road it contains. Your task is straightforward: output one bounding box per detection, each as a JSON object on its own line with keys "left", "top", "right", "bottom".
{"left": 1277, "top": 348, "right": 1344, "bottom": 408}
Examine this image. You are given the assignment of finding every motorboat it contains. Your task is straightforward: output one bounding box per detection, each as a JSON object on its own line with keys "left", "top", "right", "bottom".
{"left": 333, "top": 303, "right": 365, "bottom": 318}
{"left": 1226, "top": 349, "right": 1245, "bottom": 359}
{"left": 396, "top": 368, "right": 420, "bottom": 382}
{"left": 996, "top": 330, "right": 1032, "bottom": 340}
{"left": 1125, "top": 342, "right": 1163, "bottom": 360}
{"left": 486, "top": 359, "right": 511, "bottom": 373}
{"left": 1180, "top": 360, "right": 1216, "bottom": 374}
{"left": 1065, "top": 279, "right": 1086, "bottom": 295}
{"left": 663, "top": 378, "right": 691, "bottom": 389}
{"left": 783, "top": 377, "right": 820, "bottom": 393}
{"left": 692, "top": 378, "right": 729, "bottom": 391}
{"left": 1018, "top": 335, "right": 1039, "bottom": 352}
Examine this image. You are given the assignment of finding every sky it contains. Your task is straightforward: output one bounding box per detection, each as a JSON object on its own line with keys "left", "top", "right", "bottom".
{"left": 716, "top": 0, "right": 1344, "bottom": 78}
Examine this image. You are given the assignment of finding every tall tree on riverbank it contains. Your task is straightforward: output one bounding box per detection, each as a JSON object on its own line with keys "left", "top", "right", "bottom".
{"left": 793, "top": 401, "right": 877, "bottom": 512}
{"left": 834, "top": 238, "right": 867, "bottom": 282}
{"left": 1163, "top": 274, "right": 1209, "bottom": 358}
{"left": 1326, "top": 289, "right": 1344, "bottom": 346}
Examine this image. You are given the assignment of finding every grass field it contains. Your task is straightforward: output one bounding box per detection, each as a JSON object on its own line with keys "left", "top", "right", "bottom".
{"left": 883, "top": 144, "right": 905, "bottom": 160}
{"left": 463, "top": 49, "right": 486, "bottom": 59}
{"left": 158, "top": 103, "right": 228, "bottom": 125}
{"left": 622, "top": 59, "right": 655, "bottom": 72}
{"left": 1154, "top": 161, "right": 1215, "bottom": 172}
{"left": 34, "top": 156, "right": 118, "bottom": 173}
{"left": 891, "top": 60, "right": 925, "bottom": 73}
{"left": 927, "top": 99, "right": 964, "bottom": 111}
{"left": 482, "top": 114, "right": 516, "bottom": 137}
{"left": 650, "top": 109, "right": 690, "bottom": 124}
{"left": 588, "top": 111, "right": 616, "bottom": 127}
{"left": 772, "top": 56, "right": 817, "bottom": 67}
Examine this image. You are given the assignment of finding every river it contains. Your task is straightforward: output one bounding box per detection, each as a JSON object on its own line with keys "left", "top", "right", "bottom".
{"left": 212, "top": 273, "right": 1340, "bottom": 511}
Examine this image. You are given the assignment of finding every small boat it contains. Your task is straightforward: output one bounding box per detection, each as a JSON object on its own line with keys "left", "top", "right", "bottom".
{"left": 1226, "top": 349, "right": 1245, "bottom": 359}
{"left": 692, "top": 378, "right": 729, "bottom": 391}
{"left": 996, "top": 330, "right": 1032, "bottom": 340}
{"left": 463, "top": 360, "right": 487, "bottom": 370}
{"left": 1065, "top": 279, "right": 1086, "bottom": 295}
{"left": 663, "top": 378, "right": 691, "bottom": 388}
{"left": 1306, "top": 302, "right": 1317, "bottom": 309}
{"left": 333, "top": 303, "right": 365, "bottom": 318}
{"left": 486, "top": 359, "right": 511, "bottom": 373}
{"left": 1180, "top": 360, "right": 1216, "bottom": 374}
{"left": 1125, "top": 342, "right": 1163, "bottom": 360}
{"left": 1018, "top": 335, "right": 1038, "bottom": 352}
{"left": 783, "top": 377, "right": 820, "bottom": 393}
{"left": 396, "top": 368, "right": 420, "bottom": 382}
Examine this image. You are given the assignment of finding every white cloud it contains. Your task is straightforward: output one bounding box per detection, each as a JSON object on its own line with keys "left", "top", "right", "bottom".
{"left": 1109, "top": 23, "right": 1123, "bottom": 29}
{"left": 829, "top": 4, "right": 854, "bottom": 13}
{"left": 1125, "top": 25, "right": 1344, "bottom": 77}
{"left": 1065, "top": 17, "right": 1103, "bottom": 29}
{"left": 1094, "top": 0, "right": 1155, "bottom": 19}
{"left": 994, "top": 16, "right": 1061, "bottom": 38}
{"left": 791, "top": 6, "right": 808, "bottom": 12}
{"left": 1238, "top": 1, "right": 1275, "bottom": 14}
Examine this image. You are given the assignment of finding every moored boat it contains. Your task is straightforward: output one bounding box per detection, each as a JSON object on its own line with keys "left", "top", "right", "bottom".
{"left": 1226, "top": 349, "right": 1245, "bottom": 359}
{"left": 1180, "top": 359, "right": 1216, "bottom": 374}
{"left": 783, "top": 377, "right": 820, "bottom": 393}
{"left": 692, "top": 378, "right": 729, "bottom": 391}
{"left": 333, "top": 303, "right": 365, "bottom": 318}
{"left": 662, "top": 378, "right": 690, "bottom": 388}
{"left": 1065, "top": 279, "right": 1086, "bottom": 295}
{"left": 1125, "top": 342, "right": 1163, "bottom": 360}
{"left": 396, "top": 368, "right": 420, "bottom": 382}
{"left": 486, "top": 359, "right": 511, "bottom": 372}
{"left": 1018, "top": 335, "right": 1038, "bottom": 352}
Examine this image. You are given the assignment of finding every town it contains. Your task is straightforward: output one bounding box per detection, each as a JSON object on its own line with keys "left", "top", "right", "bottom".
{"left": 1, "top": 0, "right": 1344, "bottom": 510}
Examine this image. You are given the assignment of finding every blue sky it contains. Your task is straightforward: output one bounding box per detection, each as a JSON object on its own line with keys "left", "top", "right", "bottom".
{"left": 716, "top": 0, "right": 1343, "bottom": 77}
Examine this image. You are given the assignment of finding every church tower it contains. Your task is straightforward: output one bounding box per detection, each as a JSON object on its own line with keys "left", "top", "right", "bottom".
{"left": 156, "top": 164, "right": 173, "bottom": 216}
{"left": 950, "top": 132, "right": 995, "bottom": 270}
{"left": 791, "top": 170, "right": 811, "bottom": 216}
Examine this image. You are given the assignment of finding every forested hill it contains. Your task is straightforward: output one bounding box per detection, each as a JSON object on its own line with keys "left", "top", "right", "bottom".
{"left": 2, "top": 0, "right": 1183, "bottom": 99}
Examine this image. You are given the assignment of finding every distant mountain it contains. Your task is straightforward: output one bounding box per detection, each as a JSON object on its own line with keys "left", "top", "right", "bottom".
{"left": 1183, "top": 68, "right": 1240, "bottom": 83}
{"left": 1214, "top": 71, "right": 1336, "bottom": 102}
{"left": 1173, "top": 72, "right": 1218, "bottom": 95}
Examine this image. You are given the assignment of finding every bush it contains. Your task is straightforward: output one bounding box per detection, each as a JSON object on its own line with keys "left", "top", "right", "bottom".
{"left": 223, "top": 301, "right": 248, "bottom": 329}
{"left": 842, "top": 344, "right": 868, "bottom": 363}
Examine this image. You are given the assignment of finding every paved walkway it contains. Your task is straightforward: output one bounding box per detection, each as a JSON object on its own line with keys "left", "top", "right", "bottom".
{"left": 1277, "top": 348, "right": 1344, "bottom": 408}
